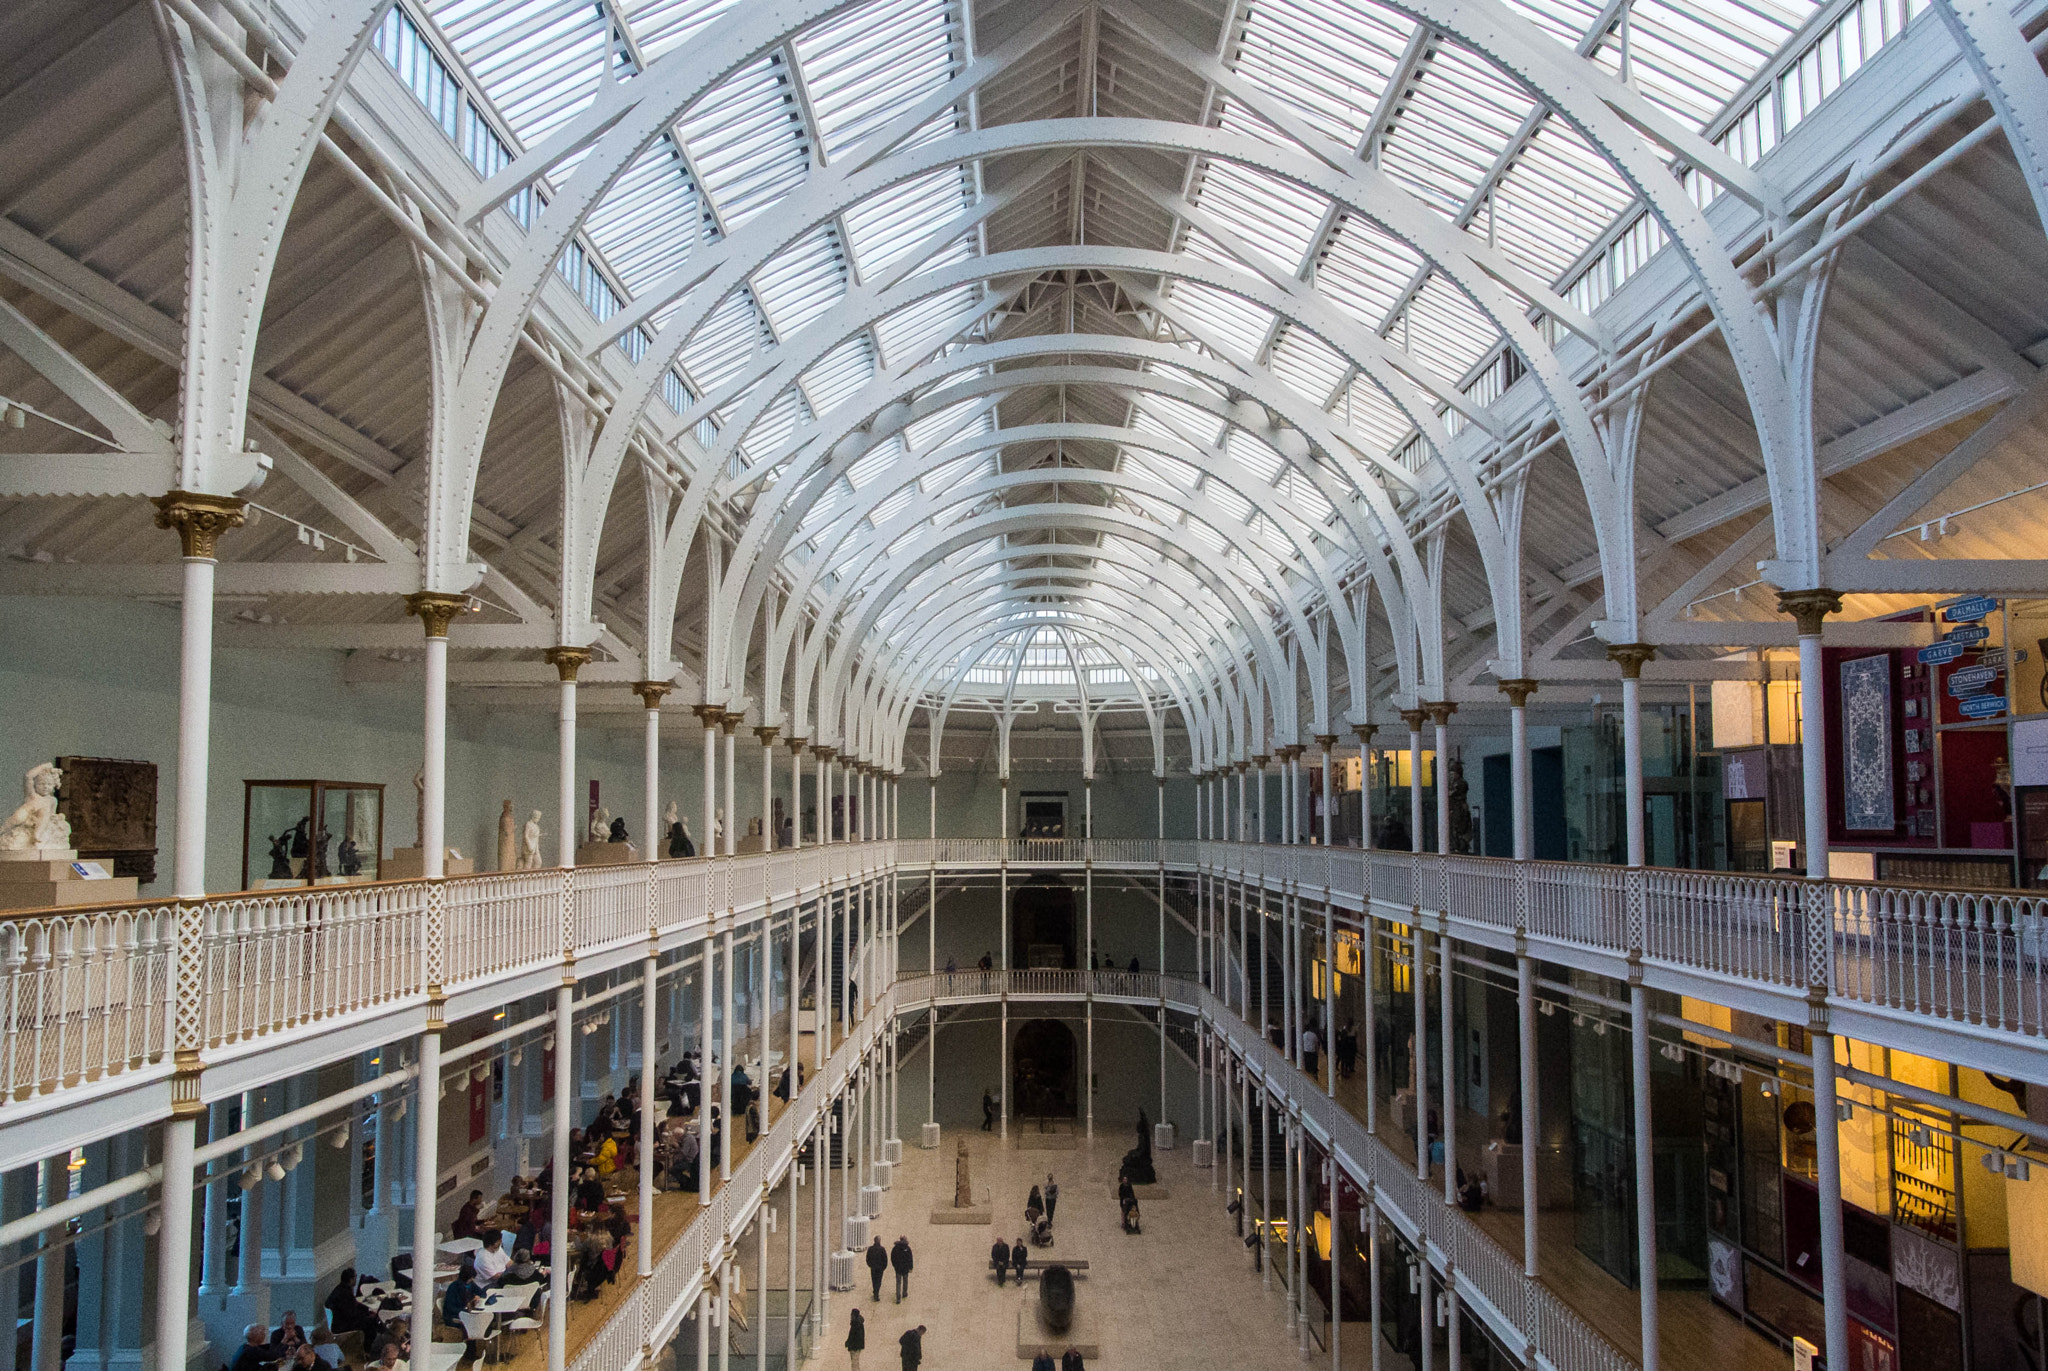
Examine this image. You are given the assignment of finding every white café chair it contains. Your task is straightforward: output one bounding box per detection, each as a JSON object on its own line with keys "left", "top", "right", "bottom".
{"left": 457, "top": 1309, "right": 498, "bottom": 1365}
{"left": 502, "top": 1290, "right": 548, "bottom": 1359}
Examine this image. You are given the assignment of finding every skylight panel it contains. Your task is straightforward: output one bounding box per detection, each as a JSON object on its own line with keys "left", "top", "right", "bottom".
{"left": 905, "top": 397, "right": 992, "bottom": 453}
{"left": 1164, "top": 280, "right": 1273, "bottom": 361}
{"left": 1610, "top": 0, "right": 1818, "bottom": 129}
{"left": 875, "top": 274, "right": 984, "bottom": 370}
{"left": 677, "top": 56, "right": 810, "bottom": 229}
{"left": 429, "top": 0, "right": 609, "bottom": 143}
{"left": 1402, "top": 272, "right": 1499, "bottom": 382}
{"left": 751, "top": 228, "right": 847, "bottom": 337}
{"left": 842, "top": 170, "right": 975, "bottom": 280}
{"left": 583, "top": 143, "right": 706, "bottom": 292}
{"left": 1276, "top": 467, "right": 1334, "bottom": 523}
{"left": 1188, "top": 161, "right": 1327, "bottom": 271}
{"left": 1498, "top": 0, "right": 1608, "bottom": 47}
{"left": 795, "top": 0, "right": 958, "bottom": 162}
{"left": 1130, "top": 394, "right": 1226, "bottom": 449}
{"left": 737, "top": 388, "right": 806, "bottom": 466}
{"left": 1484, "top": 119, "right": 1635, "bottom": 283}
{"left": 1315, "top": 218, "right": 1426, "bottom": 332}
{"left": 1379, "top": 45, "right": 1534, "bottom": 218}
{"left": 868, "top": 483, "right": 916, "bottom": 526}
{"left": 1230, "top": 0, "right": 1409, "bottom": 147}
{"left": 920, "top": 451, "right": 993, "bottom": 495}
{"left": 797, "top": 334, "right": 876, "bottom": 417}
{"left": 846, "top": 435, "right": 904, "bottom": 489}
{"left": 1336, "top": 376, "right": 1413, "bottom": 456}
{"left": 679, "top": 291, "right": 765, "bottom": 394}
{"left": 619, "top": 0, "right": 742, "bottom": 64}
{"left": 1268, "top": 327, "right": 1349, "bottom": 409}
{"left": 1222, "top": 428, "right": 1284, "bottom": 486}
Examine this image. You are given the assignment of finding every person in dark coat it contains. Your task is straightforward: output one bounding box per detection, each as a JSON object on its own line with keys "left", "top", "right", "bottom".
{"left": 865, "top": 1236, "right": 889, "bottom": 1301}
{"left": 1043, "top": 1174, "right": 1059, "bottom": 1224}
{"left": 992, "top": 1237, "right": 1013, "bottom": 1285}
{"left": 1010, "top": 1237, "right": 1028, "bottom": 1283}
{"left": 982, "top": 1091, "right": 996, "bottom": 1131}
{"left": 1032, "top": 1354, "right": 1056, "bottom": 1371}
{"left": 899, "top": 1325, "right": 926, "bottom": 1371}
{"left": 888, "top": 1236, "right": 913, "bottom": 1302}
{"left": 1061, "top": 1347, "right": 1086, "bottom": 1371}
{"left": 321, "top": 1269, "right": 380, "bottom": 1341}
{"left": 845, "top": 1309, "right": 866, "bottom": 1371}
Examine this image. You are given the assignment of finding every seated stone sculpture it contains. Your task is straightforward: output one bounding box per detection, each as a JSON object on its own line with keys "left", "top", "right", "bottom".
{"left": 1118, "top": 1108, "right": 1156, "bottom": 1186}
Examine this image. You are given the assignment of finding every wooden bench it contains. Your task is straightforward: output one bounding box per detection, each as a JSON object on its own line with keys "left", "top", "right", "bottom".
{"left": 988, "top": 1259, "right": 1090, "bottom": 1279}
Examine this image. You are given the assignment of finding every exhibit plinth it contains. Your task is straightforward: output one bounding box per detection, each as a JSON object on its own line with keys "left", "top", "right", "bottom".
{"left": 571, "top": 842, "right": 637, "bottom": 867}
{"left": 0, "top": 858, "right": 137, "bottom": 911}
{"left": 384, "top": 847, "right": 475, "bottom": 879}
{"left": 927, "top": 1203, "right": 991, "bottom": 1224}
{"left": 1015, "top": 1305, "right": 1101, "bottom": 1360}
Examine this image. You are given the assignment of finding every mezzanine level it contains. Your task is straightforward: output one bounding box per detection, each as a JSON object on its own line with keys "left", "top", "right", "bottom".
{"left": 4, "top": 837, "right": 2042, "bottom": 1165}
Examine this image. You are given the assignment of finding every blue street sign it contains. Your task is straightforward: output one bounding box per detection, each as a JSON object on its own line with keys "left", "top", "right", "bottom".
{"left": 1958, "top": 693, "right": 2008, "bottom": 719}
{"left": 1943, "top": 596, "right": 1998, "bottom": 623}
{"left": 1918, "top": 641, "right": 1966, "bottom": 666}
{"left": 1944, "top": 623, "right": 1991, "bottom": 646}
{"left": 1947, "top": 665, "right": 2000, "bottom": 695}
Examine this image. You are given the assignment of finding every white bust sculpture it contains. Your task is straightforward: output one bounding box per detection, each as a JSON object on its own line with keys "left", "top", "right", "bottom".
{"left": 714, "top": 807, "right": 726, "bottom": 840}
{"left": 663, "top": 799, "right": 677, "bottom": 829}
{"left": 588, "top": 806, "right": 611, "bottom": 844}
{"left": 519, "top": 810, "right": 544, "bottom": 869}
{"left": 0, "top": 762, "right": 72, "bottom": 859}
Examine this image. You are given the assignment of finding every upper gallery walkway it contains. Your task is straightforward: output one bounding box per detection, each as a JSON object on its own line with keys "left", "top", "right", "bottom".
{"left": 899, "top": 838, "right": 2048, "bottom": 1079}
{"left": 0, "top": 839, "right": 894, "bottom": 1168}
{"left": 4, "top": 835, "right": 2041, "bottom": 1158}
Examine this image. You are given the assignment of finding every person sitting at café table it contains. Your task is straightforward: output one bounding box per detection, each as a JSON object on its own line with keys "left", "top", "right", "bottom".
{"left": 307, "top": 1327, "right": 343, "bottom": 1367}
{"left": 451, "top": 1189, "right": 486, "bottom": 1240}
{"left": 227, "top": 1325, "right": 276, "bottom": 1371}
{"left": 473, "top": 1230, "right": 511, "bottom": 1285}
{"left": 592, "top": 1131, "right": 620, "bottom": 1177}
{"left": 271, "top": 1310, "right": 308, "bottom": 1359}
{"left": 441, "top": 1258, "right": 486, "bottom": 1355}
{"left": 575, "top": 1167, "right": 606, "bottom": 1213}
{"left": 323, "top": 1269, "right": 381, "bottom": 1341}
{"left": 504, "top": 1247, "right": 544, "bottom": 1285}
{"left": 291, "top": 1343, "right": 321, "bottom": 1371}
{"left": 369, "top": 1340, "right": 405, "bottom": 1371}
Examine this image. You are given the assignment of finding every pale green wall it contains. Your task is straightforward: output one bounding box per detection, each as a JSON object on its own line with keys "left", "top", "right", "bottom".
{"left": 0, "top": 597, "right": 731, "bottom": 894}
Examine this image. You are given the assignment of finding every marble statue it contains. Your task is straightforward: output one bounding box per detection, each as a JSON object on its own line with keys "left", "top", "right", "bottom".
{"left": 519, "top": 810, "right": 543, "bottom": 869}
{"left": 953, "top": 1138, "right": 973, "bottom": 1208}
{"left": 747, "top": 816, "right": 763, "bottom": 837}
{"left": 337, "top": 836, "right": 362, "bottom": 876}
{"left": 714, "top": 807, "right": 726, "bottom": 846}
{"left": 2, "top": 763, "right": 72, "bottom": 858}
{"left": 497, "top": 800, "right": 517, "bottom": 871}
{"left": 588, "top": 806, "right": 610, "bottom": 844}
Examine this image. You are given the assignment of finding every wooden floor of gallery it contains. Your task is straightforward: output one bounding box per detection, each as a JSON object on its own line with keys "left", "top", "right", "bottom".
{"left": 473, "top": 1023, "right": 840, "bottom": 1371}
{"left": 1319, "top": 1064, "right": 1789, "bottom": 1371}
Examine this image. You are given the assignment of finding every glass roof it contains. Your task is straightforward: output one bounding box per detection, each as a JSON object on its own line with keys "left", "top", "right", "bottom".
{"left": 388, "top": 0, "right": 1911, "bottom": 711}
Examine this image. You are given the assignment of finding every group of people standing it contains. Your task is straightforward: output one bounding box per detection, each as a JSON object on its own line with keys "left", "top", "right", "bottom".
{"left": 846, "top": 1235, "right": 923, "bottom": 1371}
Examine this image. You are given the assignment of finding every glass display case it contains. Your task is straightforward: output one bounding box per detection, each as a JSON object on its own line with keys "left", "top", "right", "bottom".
{"left": 242, "top": 780, "right": 384, "bottom": 889}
